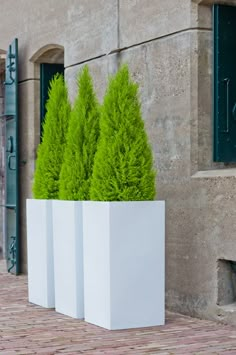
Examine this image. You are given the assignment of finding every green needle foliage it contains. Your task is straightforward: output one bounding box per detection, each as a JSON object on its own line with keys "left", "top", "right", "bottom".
{"left": 33, "top": 74, "right": 71, "bottom": 199}
{"left": 59, "top": 66, "right": 100, "bottom": 200}
{"left": 90, "top": 65, "right": 156, "bottom": 201}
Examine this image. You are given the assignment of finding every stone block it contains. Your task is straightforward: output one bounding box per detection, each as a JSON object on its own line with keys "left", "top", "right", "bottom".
{"left": 119, "top": 0, "right": 191, "bottom": 48}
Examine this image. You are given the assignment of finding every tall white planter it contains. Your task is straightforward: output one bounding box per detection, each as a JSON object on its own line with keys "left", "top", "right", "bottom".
{"left": 26, "top": 199, "right": 54, "bottom": 308}
{"left": 53, "top": 200, "right": 84, "bottom": 319}
{"left": 83, "top": 201, "right": 165, "bottom": 330}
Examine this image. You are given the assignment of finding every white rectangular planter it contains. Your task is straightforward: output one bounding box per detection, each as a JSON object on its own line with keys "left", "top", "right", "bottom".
{"left": 83, "top": 201, "right": 165, "bottom": 330}
{"left": 53, "top": 200, "right": 84, "bottom": 319}
{"left": 26, "top": 199, "right": 54, "bottom": 308}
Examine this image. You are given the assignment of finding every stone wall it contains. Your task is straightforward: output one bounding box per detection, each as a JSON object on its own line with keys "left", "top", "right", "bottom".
{"left": 0, "top": 0, "right": 236, "bottom": 324}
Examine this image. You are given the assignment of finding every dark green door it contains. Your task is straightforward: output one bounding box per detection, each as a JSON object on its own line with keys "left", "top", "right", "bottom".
{"left": 214, "top": 5, "right": 236, "bottom": 162}
{"left": 4, "top": 39, "right": 19, "bottom": 274}
{"left": 40, "top": 63, "right": 64, "bottom": 130}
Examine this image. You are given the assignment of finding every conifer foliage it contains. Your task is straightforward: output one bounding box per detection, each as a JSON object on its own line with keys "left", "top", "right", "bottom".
{"left": 90, "top": 65, "right": 156, "bottom": 201}
{"left": 59, "top": 66, "right": 100, "bottom": 200}
{"left": 33, "top": 74, "right": 71, "bottom": 199}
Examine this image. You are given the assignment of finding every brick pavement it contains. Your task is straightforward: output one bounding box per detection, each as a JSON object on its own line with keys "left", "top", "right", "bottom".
{"left": 1, "top": 260, "right": 236, "bottom": 355}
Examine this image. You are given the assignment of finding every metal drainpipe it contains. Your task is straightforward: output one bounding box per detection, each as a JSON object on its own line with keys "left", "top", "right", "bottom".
{"left": 0, "top": 65, "right": 6, "bottom": 260}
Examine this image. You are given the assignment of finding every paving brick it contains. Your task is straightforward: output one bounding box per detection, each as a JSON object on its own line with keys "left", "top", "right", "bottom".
{"left": 2, "top": 260, "right": 236, "bottom": 354}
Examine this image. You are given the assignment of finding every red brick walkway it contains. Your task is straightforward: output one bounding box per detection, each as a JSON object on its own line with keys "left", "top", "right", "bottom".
{"left": 1, "top": 260, "right": 236, "bottom": 354}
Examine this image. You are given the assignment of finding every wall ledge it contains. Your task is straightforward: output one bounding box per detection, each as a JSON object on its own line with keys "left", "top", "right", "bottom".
{"left": 192, "top": 168, "right": 236, "bottom": 179}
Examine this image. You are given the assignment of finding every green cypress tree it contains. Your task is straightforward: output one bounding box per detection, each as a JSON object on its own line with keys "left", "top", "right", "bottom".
{"left": 90, "top": 65, "right": 156, "bottom": 201}
{"left": 33, "top": 74, "right": 71, "bottom": 199}
{"left": 59, "top": 66, "right": 100, "bottom": 200}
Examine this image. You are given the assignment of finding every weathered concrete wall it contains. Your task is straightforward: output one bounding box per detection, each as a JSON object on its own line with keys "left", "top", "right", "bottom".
{"left": 0, "top": 0, "right": 236, "bottom": 324}
{"left": 187, "top": 1, "right": 236, "bottom": 324}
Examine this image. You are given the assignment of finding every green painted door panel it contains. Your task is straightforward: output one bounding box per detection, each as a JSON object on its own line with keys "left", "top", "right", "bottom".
{"left": 40, "top": 63, "right": 64, "bottom": 131}
{"left": 214, "top": 5, "right": 236, "bottom": 162}
{"left": 4, "top": 38, "right": 19, "bottom": 274}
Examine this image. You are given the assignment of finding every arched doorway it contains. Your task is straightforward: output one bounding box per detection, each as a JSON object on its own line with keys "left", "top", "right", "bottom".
{"left": 30, "top": 44, "right": 64, "bottom": 136}
{"left": 17, "top": 45, "right": 65, "bottom": 273}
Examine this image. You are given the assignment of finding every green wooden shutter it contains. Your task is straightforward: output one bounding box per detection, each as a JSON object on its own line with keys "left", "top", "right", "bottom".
{"left": 40, "top": 63, "right": 64, "bottom": 132}
{"left": 214, "top": 5, "right": 236, "bottom": 162}
{"left": 4, "top": 38, "right": 19, "bottom": 274}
